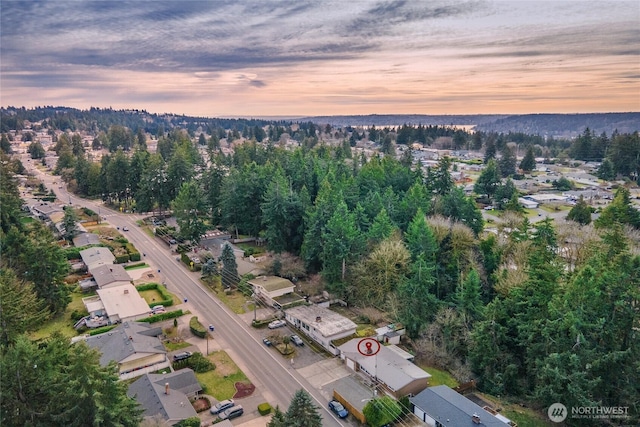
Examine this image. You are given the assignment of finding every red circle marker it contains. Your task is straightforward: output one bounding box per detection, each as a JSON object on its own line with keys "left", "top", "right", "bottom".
{"left": 357, "top": 338, "right": 381, "bottom": 356}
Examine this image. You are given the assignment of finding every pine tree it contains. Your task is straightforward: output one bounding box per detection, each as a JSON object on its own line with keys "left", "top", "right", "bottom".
{"left": 284, "top": 389, "right": 322, "bottom": 427}
{"left": 566, "top": 196, "right": 592, "bottom": 225}
{"left": 267, "top": 406, "right": 287, "bottom": 427}
{"left": 519, "top": 145, "right": 536, "bottom": 173}
{"left": 219, "top": 243, "right": 239, "bottom": 288}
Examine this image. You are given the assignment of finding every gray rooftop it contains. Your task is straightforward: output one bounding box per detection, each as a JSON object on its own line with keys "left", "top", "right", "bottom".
{"left": 85, "top": 321, "right": 164, "bottom": 367}
{"left": 410, "top": 385, "right": 507, "bottom": 427}
{"left": 338, "top": 339, "right": 430, "bottom": 391}
{"left": 91, "top": 263, "right": 131, "bottom": 288}
{"left": 286, "top": 305, "right": 357, "bottom": 338}
{"left": 128, "top": 369, "right": 200, "bottom": 421}
{"left": 73, "top": 233, "right": 101, "bottom": 248}
{"left": 80, "top": 246, "right": 115, "bottom": 271}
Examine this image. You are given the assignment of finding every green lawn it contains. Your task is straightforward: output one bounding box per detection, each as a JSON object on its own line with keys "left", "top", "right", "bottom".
{"left": 31, "top": 289, "right": 88, "bottom": 340}
{"left": 205, "top": 280, "right": 249, "bottom": 314}
{"left": 420, "top": 365, "right": 459, "bottom": 388}
{"left": 196, "top": 351, "right": 250, "bottom": 400}
{"left": 165, "top": 341, "right": 192, "bottom": 352}
{"left": 138, "top": 289, "right": 164, "bottom": 305}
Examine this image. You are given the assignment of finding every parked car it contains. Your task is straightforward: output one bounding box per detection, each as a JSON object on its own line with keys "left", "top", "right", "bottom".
{"left": 210, "top": 399, "right": 235, "bottom": 415}
{"left": 268, "top": 319, "right": 286, "bottom": 329}
{"left": 172, "top": 351, "right": 192, "bottom": 361}
{"left": 262, "top": 338, "right": 272, "bottom": 346}
{"left": 328, "top": 400, "right": 349, "bottom": 418}
{"left": 122, "top": 226, "right": 129, "bottom": 231}
{"left": 151, "top": 305, "right": 165, "bottom": 313}
{"left": 219, "top": 405, "right": 244, "bottom": 420}
{"left": 290, "top": 334, "right": 304, "bottom": 346}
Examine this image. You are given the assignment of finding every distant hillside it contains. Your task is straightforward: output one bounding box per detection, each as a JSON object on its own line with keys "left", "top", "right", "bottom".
{"left": 296, "top": 113, "right": 639, "bottom": 138}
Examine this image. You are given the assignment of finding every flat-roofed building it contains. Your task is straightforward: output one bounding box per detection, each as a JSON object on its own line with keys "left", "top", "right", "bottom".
{"left": 285, "top": 305, "right": 357, "bottom": 355}
{"left": 248, "top": 275, "right": 295, "bottom": 307}
{"left": 95, "top": 284, "right": 151, "bottom": 324}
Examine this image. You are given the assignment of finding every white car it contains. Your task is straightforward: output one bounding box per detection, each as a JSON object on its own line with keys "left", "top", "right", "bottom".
{"left": 268, "top": 319, "right": 286, "bottom": 329}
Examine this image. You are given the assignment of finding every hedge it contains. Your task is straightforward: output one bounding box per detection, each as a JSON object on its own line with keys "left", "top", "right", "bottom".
{"left": 115, "top": 253, "right": 130, "bottom": 264}
{"left": 135, "top": 283, "right": 173, "bottom": 307}
{"left": 258, "top": 402, "right": 272, "bottom": 416}
{"left": 189, "top": 316, "right": 207, "bottom": 338}
{"left": 138, "top": 309, "right": 183, "bottom": 323}
{"left": 88, "top": 325, "right": 118, "bottom": 336}
{"left": 172, "top": 352, "right": 215, "bottom": 373}
{"left": 125, "top": 243, "right": 141, "bottom": 262}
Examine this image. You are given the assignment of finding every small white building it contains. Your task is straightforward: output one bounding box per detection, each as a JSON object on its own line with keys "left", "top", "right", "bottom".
{"left": 285, "top": 305, "right": 357, "bottom": 355}
{"left": 519, "top": 197, "right": 539, "bottom": 209}
{"left": 247, "top": 276, "right": 295, "bottom": 307}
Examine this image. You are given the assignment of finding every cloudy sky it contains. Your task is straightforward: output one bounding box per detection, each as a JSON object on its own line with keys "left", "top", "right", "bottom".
{"left": 1, "top": 1, "right": 638, "bottom": 117}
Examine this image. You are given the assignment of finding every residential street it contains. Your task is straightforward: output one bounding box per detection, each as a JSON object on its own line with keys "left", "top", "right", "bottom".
{"left": 26, "top": 161, "right": 349, "bottom": 427}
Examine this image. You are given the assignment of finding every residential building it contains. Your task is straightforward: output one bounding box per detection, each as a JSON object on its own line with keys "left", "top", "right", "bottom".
{"left": 80, "top": 246, "right": 116, "bottom": 271}
{"left": 82, "top": 284, "right": 151, "bottom": 326}
{"left": 248, "top": 275, "right": 295, "bottom": 307}
{"left": 91, "top": 263, "right": 132, "bottom": 289}
{"left": 338, "top": 339, "right": 431, "bottom": 398}
{"left": 73, "top": 232, "right": 101, "bottom": 247}
{"left": 285, "top": 305, "right": 357, "bottom": 355}
{"left": 84, "top": 321, "right": 169, "bottom": 380}
{"left": 128, "top": 368, "right": 201, "bottom": 424}
{"left": 410, "top": 385, "right": 512, "bottom": 427}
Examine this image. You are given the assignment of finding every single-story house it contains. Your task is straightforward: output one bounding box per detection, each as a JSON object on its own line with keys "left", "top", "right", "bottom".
{"left": 91, "top": 263, "right": 132, "bottom": 289}
{"left": 82, "top": 284, "right": 151, "bottom": 325}
{"left": 30, "top": 202, "right": 62, "bottom": 220}
{"left": 84, "top": 321, "right": 169, "bottom": 380}
{"left": 331, "top": 375, "right": 376, "bottom": 424}
{"left": 73, "top": 232, "right": 101, "bottom": 248}
{"left": 285, "top": 305, "right": 357, "bottom": 356}
{"left": 80, "top": 246, "right": 115, "bottom": 271}
{"left": 338, "top": 339, "right": 430, "bottom": 398}
{"left": 518, "top": 197, "right": 539, "bottom": 209}
{"left": 248, "top": 276, "right": 295, "bottom": 307}
{"left": 410, "top": 385, "right": 512, "bottom": 427}
{"left": 128, "top": 368, "right": 202, "bottom": 424}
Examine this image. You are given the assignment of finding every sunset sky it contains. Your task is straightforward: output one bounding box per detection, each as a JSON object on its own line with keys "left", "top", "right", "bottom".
{"left": 1, "top": 1, "right": 639, "bottom": 118}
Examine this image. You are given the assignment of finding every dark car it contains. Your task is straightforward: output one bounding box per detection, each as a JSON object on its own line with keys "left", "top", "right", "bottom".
{"left": 290, "top": 334, "right": 304, "bottom": 346}
{"left": 172, "top": 351, "right": 192, "bottom": 361}
{"left": 210, "top": 399, "right": 235, "bottom": 415}
{"left": 263, "top": 338, "right": 272, "bottom": 346}
{"left": 329, "top": 400, "right": 348, "bottom": 418}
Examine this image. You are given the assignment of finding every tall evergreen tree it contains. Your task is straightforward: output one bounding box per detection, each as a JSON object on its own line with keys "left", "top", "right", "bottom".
{"left": 566, "top": 195, "right": 592, "bottom": 225}
{"left": 219, "top": 243, "right": 239, "bottom": 288}
{"left": 519, "top": 145, "right": 536, "bottom": 172}
{"left": 284, "top": 390, "right": 322, "bottom": 427}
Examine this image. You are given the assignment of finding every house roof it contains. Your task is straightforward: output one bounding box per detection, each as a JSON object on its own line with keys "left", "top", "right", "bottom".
{"left": 73, "top": 233, "right": 101, "bottom": 248}
{"left": 286, "top": 305, "right": 357, "bottom": 338}
{"left": 248, "top": 276, "right": 295, "bottom": 293}
{"left": 85, "top": 321, "right": 164, "bottom": 367}
{"left": 338, "top": 339, "right": 430, "bottom": 392}
{"left": 91, "top": 263, "right": 131, "bottom": 288}
{"left": 95, "top": 284, "right": 150, "bottom": 321}
{"left": 128, "top": 369, "right": 200, "bottom": 421}
{"left": 410, "top": 385, "right": 507, "bottom": 427}
{"left": 80, "top": 247, "right": 115, "bottom": 271}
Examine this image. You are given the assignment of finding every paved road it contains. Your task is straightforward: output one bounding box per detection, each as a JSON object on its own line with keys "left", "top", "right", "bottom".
{"left": 26, "top": 160, "right": 347, "bottom": 427}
